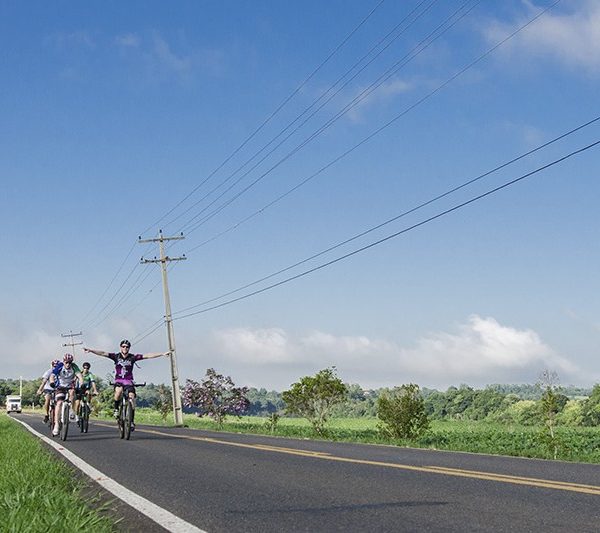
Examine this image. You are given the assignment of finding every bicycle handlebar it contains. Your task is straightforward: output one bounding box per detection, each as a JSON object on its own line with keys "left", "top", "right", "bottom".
{"left": 110, "top": 382, "right": 146, "bottom": 387}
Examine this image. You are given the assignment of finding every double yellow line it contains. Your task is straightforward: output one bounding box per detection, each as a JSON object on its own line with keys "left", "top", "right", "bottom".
{"left": 133, "top": 427, "right": 600, "bottom": 496}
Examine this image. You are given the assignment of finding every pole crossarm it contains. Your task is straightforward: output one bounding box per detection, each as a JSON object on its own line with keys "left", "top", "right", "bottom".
{"left": 141, "top": 256, "right": 186, "bottom": 264}
{"left": 61, "top": 331, "right": 83, "bottom": 351}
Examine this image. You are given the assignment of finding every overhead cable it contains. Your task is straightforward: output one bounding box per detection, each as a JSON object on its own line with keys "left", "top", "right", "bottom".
{"left": 183, "top": 0, "right": 559, "bottom": 253}
{"left": 172, "top": 138, "right": 600, "bottom": 321}
{"left": 178, "top": 0, "right": 476, "bottom": 237}
{"left": 138, "top": 0, "right": 388, "bottom": 238}
{"left": 175, "top": 115, "right": 600, "bottom": 314}
{"left": 162, "top": 0, "right": 439, "bottom": 231}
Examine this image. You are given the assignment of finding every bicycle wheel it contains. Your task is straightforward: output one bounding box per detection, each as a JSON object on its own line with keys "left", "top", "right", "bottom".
{"left": 118, "top": 402, "right": 125, "bottom": 439}
{"left": 82, "top": 403, "right": 90, "bottom": 433}
{"left": 78, "top": 404, "right": 84, "bottom": 433}
{"left": 124, "top": 400, "right": 133, "bottom": 440}
{"left": 48, "top": 405, "right": 55, "bottom": 435}
{"left": 60, "top": 403, "right": 70, "bottom": 441}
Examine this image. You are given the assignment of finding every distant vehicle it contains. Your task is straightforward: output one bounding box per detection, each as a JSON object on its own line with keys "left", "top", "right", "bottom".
{"left": 6, "top": 395, "right": 22, "bottom": 413}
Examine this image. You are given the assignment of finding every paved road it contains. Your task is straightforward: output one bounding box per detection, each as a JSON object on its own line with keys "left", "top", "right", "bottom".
{"left": 15, "top": 413, "right": 600, "bottom": 532}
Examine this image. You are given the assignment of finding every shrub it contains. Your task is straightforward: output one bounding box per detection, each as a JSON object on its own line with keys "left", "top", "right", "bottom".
{"left": 377, "top": 384, "right": 430, "bottom": 440}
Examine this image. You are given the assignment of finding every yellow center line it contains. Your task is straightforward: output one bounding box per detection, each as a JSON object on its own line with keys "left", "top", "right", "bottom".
{"left": 89, "top": 420, "right": 600, "bottom": 496}
{"left": 130, "top": 426, "right": 600, "bottom": 496}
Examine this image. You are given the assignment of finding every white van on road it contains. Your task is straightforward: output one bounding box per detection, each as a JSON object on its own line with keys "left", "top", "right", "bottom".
{"left": 5, "top": 395, "right": 22, "bottom": 413}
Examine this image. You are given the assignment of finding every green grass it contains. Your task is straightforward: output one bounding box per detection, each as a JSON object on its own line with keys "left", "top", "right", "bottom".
{"left": 0, "top": 413, "right": 117, "bottom": 532}
{"left": 131, "top": 409, "right": 600, "bottom": 463}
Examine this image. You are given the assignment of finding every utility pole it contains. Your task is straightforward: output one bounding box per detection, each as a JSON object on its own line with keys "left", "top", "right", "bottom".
{"left": 139, "top": 230, "right": 186, "bottom": 426}
{"left": 61, "top": 331, "right": 83, "bottom": 355}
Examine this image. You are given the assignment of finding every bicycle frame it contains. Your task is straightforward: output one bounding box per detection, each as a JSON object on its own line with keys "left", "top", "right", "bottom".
{"left": 56, "top": 394, "right": 72, "bottom": 441}
{"left": 110, "top": 382, "right": 145, "bottom": 440}
{"left": 77, "top": 392, "right": 92, "bottom": 433}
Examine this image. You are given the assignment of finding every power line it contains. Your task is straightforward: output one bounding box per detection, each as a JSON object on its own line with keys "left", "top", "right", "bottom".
{"left": 182, "top": 0, "right": 558, "bottom": 253}
{"left": 161, "top": 0, "right": 439, "bottom": 232}
{"left": 172, "top": 138, "right": 600, "bottom": 321}
{"left": 175, "top": 115, "right": 600, "bottom": 314}
{"left": 138, "top": 0, "right": 388, "bottom": 238}
{"left": 77, "top": 240, "right": 137, "bottom": 330}
{"left": 131, "top": 317, "right": 165, "bottom": 346}
{"left": 86, "top": 263, "right": 152, "bottom": 331}
{"left": 177, "top": 0, "right": 476, "bottom": 237}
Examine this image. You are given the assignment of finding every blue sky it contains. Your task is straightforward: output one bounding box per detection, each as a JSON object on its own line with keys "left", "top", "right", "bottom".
{"left": 2, "top": 0, "right": 599, "bottom": 391}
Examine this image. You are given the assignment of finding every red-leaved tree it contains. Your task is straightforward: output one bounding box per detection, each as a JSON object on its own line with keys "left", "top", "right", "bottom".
{"left": 182, "top": 368, "right": 249, "bottom": 427}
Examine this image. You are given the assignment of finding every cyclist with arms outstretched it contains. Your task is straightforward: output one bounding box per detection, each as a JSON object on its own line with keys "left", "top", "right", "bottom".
{"left": 83, "top": 340, "right": 169, "bottom": 430}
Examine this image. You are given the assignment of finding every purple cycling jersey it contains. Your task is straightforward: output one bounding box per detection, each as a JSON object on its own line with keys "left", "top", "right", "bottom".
{"left": 108, "top": 353, "right": 144, "bottom": 384}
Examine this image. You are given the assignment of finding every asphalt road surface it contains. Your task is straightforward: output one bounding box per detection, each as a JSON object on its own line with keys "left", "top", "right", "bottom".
{"left": 14, "top": 413, "right": 600, "bottom": 532}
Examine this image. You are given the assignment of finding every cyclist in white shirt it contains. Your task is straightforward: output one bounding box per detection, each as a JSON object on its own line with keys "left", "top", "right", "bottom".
{"left": 36, "top": 359, "right": 60, "bottom": 423}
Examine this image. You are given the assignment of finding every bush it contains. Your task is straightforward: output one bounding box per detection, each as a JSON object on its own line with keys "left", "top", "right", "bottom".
{"left": 377, "top": 384, "right": 430, "bottom": 440}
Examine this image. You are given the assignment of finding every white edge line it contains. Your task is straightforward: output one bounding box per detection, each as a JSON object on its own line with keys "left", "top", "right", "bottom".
{"left": 10, "top": 416, "right": 207, "bottom": 533}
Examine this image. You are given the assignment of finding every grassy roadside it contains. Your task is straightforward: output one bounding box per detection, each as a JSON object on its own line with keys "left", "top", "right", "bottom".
{"left": 0, "top": 413, "right": 117, "bottom": 532}
{"left": 132, "top": 409, "right": 600, "bottom": 463}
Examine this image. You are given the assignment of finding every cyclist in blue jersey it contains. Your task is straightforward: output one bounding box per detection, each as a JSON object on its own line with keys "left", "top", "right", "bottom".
{"left": 49, "top": 353, "right": 83, "bottom": 436}
{"left": 83, "top": 340, "right": 169, "bottom": 428}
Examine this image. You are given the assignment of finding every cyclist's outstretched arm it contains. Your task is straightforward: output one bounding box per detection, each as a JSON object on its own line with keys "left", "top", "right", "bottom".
{"left": 37, "top": 378, "right": 47, "bottom": 395}
{"left": 142, "top": 351, "right": 171, "bottom": 360}
{"left": 83, "top": 347, "right": 109, "bottom": 357}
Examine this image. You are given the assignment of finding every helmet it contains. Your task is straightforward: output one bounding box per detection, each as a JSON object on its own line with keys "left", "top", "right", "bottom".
{"left": 82, "top": 361, "right": 91, "bottom": 369}
{"left": 120, "top": 339, "right": 131, "bottom": 348}
{"left": 51, "top": 359, "right": 60, "bottom": 367}
{"left": 63, "top": 353, "right": 74, "bottom": 363}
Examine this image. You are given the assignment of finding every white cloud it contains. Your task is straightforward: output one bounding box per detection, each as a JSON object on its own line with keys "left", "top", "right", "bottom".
{"left": 46, "top": 30, "right": 95, "bottom": 50}
{"left": 1, "top": 311, "right": 588, "bottom": 390}
{"left": 196, "top": 316, "right": 584, "bottom": 389}
{"left": 347, "top": 77, "right": 412, "bottom": 122}
{"left": 151, "top": 33, "right": 192, "bottom": 76}
{"left": 213, "top": 327, "right": 293, "bottom": 364}
{"left": 115, "top": 31, "right": 226, "bottom": 83}
{"left": 483, "top": 1, "right": 600, "bottom": 74}
{"left": 115, "top": 33, "right": 140, "bottom": 48}
{"left": 399, "top": 315, "right": 577, "bottom": 381}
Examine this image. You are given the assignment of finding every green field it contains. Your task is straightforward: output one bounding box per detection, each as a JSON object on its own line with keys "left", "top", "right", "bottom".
{"left": 131, "top": 409, "right": 600, "bottom": 463}
{"left": 0, "top": 413, "right": 117, "bottom": 532}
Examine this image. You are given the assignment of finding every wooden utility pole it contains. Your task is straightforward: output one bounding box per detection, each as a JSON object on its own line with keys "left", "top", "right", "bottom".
{"left": 139, "top": 230, "right": 186, "bottom": 426}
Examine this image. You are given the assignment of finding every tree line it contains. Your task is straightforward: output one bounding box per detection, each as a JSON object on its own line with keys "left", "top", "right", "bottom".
{"left": 3, "top": 371, "right": 599, "bottom": 431}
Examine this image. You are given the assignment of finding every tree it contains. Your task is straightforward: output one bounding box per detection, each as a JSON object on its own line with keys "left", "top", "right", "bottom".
{"left": 182, "top": 368, "right": 249, "bottom": 428}
{"left": 581, "top": 384, "right": 600, "bottom": 426}
{"left": 282, "top": 367, "right": 347, "bottom": 435}
{"left": 537, "top": 370, "right": 566, "bottom": 459}
{"left": 377, "top": 383, "right": 429, "bottom": 440}
{"left": 154, "top": 384, "right": 173, "bottom": 422}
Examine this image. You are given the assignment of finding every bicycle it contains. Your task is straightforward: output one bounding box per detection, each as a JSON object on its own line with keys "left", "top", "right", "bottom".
{"left": 46, "top": 392, "right": 56, "bottom": 434}
{"left": 76, "top": 389, "right": 93, "bottom": 434}
{"left": 110, "top": 382, "right": 145, "bottom": 440}
{"left": 55, "top": 392, "right": 73, "bottom": 441}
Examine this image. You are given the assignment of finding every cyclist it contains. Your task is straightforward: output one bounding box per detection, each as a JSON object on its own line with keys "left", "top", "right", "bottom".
{"left": 83, "top": 340, "right": 169, "bottom": 429}
{"left": 74, "top": 361, "right": 98, "bottom": 420}
{"left": 49, "top": 353, "right": 83, "bottom": 436}
{"left": 36, "top": 359, "right": 60, "bottom": 423}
